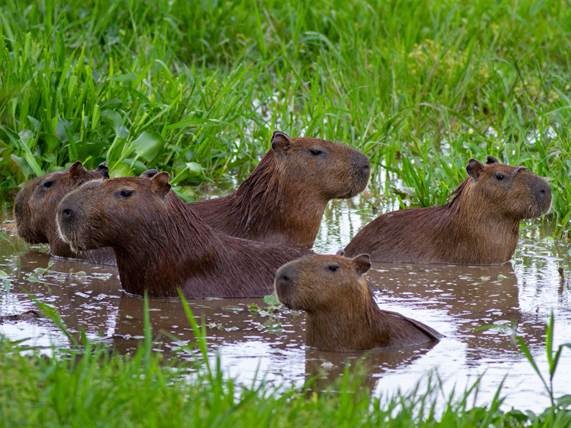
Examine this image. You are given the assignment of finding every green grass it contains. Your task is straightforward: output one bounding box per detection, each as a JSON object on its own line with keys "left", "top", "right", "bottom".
{"left": 0, "top": 0, "right": 569, "bottom": 232}
{"left": 0, "top": 298, "right": 570, "bottom": 427}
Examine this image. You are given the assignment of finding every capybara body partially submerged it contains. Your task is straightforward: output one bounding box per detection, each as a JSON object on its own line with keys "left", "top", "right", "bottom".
{"left": 344, "top": 157, "right": 551, "bottom": 264}
{"left": 57, "top": 174, "right": 308, "bottom": 298}
{"left": 275, "top": 254, "right": 441, "bottom": 352}
{"left": 14, "top": 162, "right": 110, "bottom": 260}
{"left": 190, "top": 131, "right": 370, "bottom": 248}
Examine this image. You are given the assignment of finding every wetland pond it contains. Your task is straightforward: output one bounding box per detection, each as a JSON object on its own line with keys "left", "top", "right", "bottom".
{"left": 0, "top": 190, "right": 569, "bottom": 412}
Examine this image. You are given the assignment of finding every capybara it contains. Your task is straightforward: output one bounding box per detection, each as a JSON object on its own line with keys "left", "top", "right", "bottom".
{"left": 14, "top": 164, "right": 158, "bottom": 264}
{"left": 274, "top": 254, "right": 441, "bottom": 352}
{"left": 344, "top": 157, "right": 551, "bottom": 264}
{"left": 14, "top": 162, "right": 109, "bottom": 258}
{"left": 191, "top": 131, "right": 370, "bottom": 248}
{"left": 56, "top": 173, "right": 309, "bottom": 298}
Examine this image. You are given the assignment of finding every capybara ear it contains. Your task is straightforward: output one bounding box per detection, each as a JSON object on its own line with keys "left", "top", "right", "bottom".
{"left": 271, "top": 131, "right": 291, "bottom": 153}
{"left": 140, "top": 168, "right": 159, "bottom": 178}
{"left": 466, "top": 159, "right": 484, "bottom": 179}
{"left": 336, "top": 249, "right": 345, "bottom": 256}
{"left": 96, "top": 163, "right": 110, "bottom": 178}
{"left": 486, "top": 156, "right": 499, "bottom": 165}
{"left": 69, "top": 161, "right": 88, "bottom": 180}
{"left": 150, "top": 172, "right": 171, "bottom": 198}
{"left": 352, "top": 254, "right": 371, "bottom": 275}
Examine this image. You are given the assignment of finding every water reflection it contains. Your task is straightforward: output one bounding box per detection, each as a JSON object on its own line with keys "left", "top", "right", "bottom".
{"left": 0, "top": 196, "right": 569, "bottom": 411}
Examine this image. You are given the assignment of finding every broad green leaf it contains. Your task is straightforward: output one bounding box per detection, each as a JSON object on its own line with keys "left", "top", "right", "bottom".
{"left": 132, "top": 131, "right": 163, "bottom": 163}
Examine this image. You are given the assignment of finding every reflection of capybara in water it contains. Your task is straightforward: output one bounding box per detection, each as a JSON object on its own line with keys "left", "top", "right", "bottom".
{"left": 344, "top": 157, "right": 552, "bottom": 264}
{"left": 275, "top": 254, "right": 441, "bottom": 352}
{"left": 14, "top": 162, "right": 110, "bottom": 259}
{"left": 57, "top": 173, "right": 308, "bottom": 298}
{"left": 189, "top": 131, "right": 370, "bottom": 249}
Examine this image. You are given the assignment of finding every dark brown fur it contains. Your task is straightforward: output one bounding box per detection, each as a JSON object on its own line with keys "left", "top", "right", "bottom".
{"left": 14, "top": 164, "right": 157, "bottom": 264}
{"left": 14, "top": 162, "right": 111, "bottom": 261}
{"left": 344, "top": 157, "right": 552, "bottom": 264}
{"left": 274, "top": 254, "right": 441, "bottom": 352}
{"left": 56, "top": 174, "right": 308, "bottom": 298}
{"left": 189, "top": 132, "right": 370, "bottom": 248}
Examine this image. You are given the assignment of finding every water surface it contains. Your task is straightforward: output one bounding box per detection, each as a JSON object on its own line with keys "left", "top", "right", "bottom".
{"left": 0, "top": 193, "right": 569, "bottom": 411}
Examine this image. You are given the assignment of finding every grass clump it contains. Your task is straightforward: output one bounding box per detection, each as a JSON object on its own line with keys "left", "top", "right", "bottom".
{"left": 0, "top": 0, "right": 569, "bottom": 231}
{"left": 1, "top": 299, "right": 571, "bottom": 427}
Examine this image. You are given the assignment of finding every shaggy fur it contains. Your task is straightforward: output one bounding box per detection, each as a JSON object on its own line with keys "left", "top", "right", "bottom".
{"left": 189, "top": 131, "right": 370, "bottom": 248}
{"left": 57, "top": 174, "right": 309, "bottom": 298}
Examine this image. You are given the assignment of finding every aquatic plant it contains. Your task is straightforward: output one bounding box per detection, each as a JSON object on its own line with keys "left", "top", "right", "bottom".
{"left": 0, "top": 0, "right": 568, "bottom": 233}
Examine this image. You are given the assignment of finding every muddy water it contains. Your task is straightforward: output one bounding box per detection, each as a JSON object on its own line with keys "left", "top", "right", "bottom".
{"left": 0, "top": 194, "right": 569, "bottom": 411}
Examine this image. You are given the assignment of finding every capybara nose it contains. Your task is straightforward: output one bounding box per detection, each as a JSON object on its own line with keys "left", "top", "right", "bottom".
{"left": 534, "top": 180, "right": 552, "bottom": 209}
{"left": 277, "top": 271, "right": 292, "bottom": 286}
{"left": 61, "top": 207, "right": 74, "bottom": 222}
{"left": 352, "top": 152, "right": 370, "bottom": 177}
{"left": 275, "top": 264, "right": 297, "bottom": 289}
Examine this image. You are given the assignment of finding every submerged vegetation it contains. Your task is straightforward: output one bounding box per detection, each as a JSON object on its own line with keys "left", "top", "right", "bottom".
{"left": 0, "top": 298, "right": 570, "bottom": 427}
{"left": 0, "top": 0, "right": 569, "bottom": 231}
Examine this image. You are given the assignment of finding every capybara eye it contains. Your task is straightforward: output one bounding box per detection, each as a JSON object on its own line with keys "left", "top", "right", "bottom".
{"left": 495, "top": 172, "right": 505, "bottom": 181}
{"left": 327, "top": 264, "right": 339, "bottom": 273}
{"left": 309, "top": 148, "right": 325, "bottom": 156}
{"left": 118, "top": 189, "right": 134, "bottom": 198}
{"left": 42, "top": 180, "right": 54, "bottom": 189}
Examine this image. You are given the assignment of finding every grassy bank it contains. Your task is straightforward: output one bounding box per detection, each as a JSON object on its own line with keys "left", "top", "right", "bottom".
{"left": 1, "top": 301, "right": 570, "bottom": 427}
{"left": 0, "top": 0, "right": 569, "bottom": 231}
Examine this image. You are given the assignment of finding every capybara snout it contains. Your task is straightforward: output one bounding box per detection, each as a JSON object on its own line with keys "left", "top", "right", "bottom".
{"left": 467, "top": 158, "right": 552, "bottom": 219}
{"left": 14, "top": 162, "right": 109, "bottom": 255}
{"left": 274, "top": 253, "right": 440, "bottom": 352}
{"left": 345, "top": 157, "right": 552, "bottom": 265}
{"left": 274, "top": 254, "right": 371, "bottom": 312}
{"left": 352, "top": 151, "right": 370, "bottom": 177}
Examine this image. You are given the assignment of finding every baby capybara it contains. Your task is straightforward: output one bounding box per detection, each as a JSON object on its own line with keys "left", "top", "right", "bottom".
{"left": 275, "top": 254, "right": 441, "bottom": 352}
{"left": 191, "top": 131, "right": 370, "bottom": 248}
{"left": 14, "top": 162, "right": 109, "bottom": 258}
{"left": 344, "top": 157, "right": 551, "bottom": 264}
{"left": 56, "top": 173, "right": 308, "bottom": 298}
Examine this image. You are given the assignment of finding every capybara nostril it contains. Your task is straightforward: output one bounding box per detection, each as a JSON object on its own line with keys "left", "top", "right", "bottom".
{"left": 275, "top": 264, "right": 297, "bottom": 289}
{"left": 352, "top": 152, "right": 370, "bottom": 173}
{"left": 61, "top": 208, "right": 74, "bottom": 221}
{"left": 276, "top": 271, "right": 293, "bottom": 287}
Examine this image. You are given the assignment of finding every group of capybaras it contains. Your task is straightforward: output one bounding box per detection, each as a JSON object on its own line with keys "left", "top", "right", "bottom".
{"left": 13, "top": 131, "right": 552, "bottom": 352}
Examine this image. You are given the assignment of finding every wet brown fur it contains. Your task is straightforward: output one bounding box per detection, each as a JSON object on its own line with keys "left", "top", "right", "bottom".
{"left": 275, "top": 254, "right": 441, "bottom": 352}
{"left": 190, "top": 132, "right": 370, "bottom": 248}
{"left": 14, "top": 162, "right": 110, "bottom": 260}
{"left": 344, "top": 158, "right": 551, "bottom": 264}
{"left": 57, "top": 175, "right": 308, "bottom": 298}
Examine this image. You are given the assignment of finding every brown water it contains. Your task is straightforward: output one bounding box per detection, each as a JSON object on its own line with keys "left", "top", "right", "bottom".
{"left": 0, "top": 194, "right": 569, "bottom": 411}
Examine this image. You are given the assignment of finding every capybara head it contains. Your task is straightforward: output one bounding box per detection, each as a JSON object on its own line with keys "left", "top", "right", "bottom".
{"left": 57, "top": 173, "right": 172, "bottom": 253}
{"left": 464, "top": 156, "right": 551, "bottom": 219}
{"left": 270, "top": 131, "right": 370, "bottom": 199}
{"left": 275, "top": 253, "right": 372, "bottom": 312}
{"left": 14, "top": 162, "right": 109, "bottom": 244}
